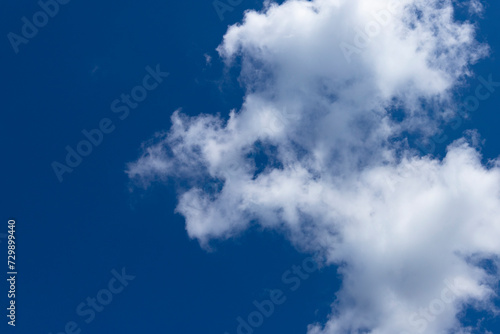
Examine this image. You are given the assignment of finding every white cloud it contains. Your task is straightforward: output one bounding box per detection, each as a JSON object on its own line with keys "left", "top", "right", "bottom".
{"left": 127, "top": 0, "right": 500, "bottom": 333}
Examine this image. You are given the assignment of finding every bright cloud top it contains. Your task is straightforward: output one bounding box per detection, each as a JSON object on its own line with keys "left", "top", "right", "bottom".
{"left": 128, "top": 0, "right": 500, "bottom": 333}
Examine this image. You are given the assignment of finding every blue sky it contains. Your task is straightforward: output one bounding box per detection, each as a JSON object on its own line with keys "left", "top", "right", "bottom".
{"left": 2, "top": 0, "right": 500, "bottom": 334}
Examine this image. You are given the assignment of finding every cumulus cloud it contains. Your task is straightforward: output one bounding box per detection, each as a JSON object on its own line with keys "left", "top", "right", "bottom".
{"left": 127, "top": 0, "right": 500, "bottom": 333}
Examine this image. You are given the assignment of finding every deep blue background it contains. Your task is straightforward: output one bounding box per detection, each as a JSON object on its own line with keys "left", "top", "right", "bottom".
{"left": 0, "top": 0, "right": 499, "bottom": 333}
